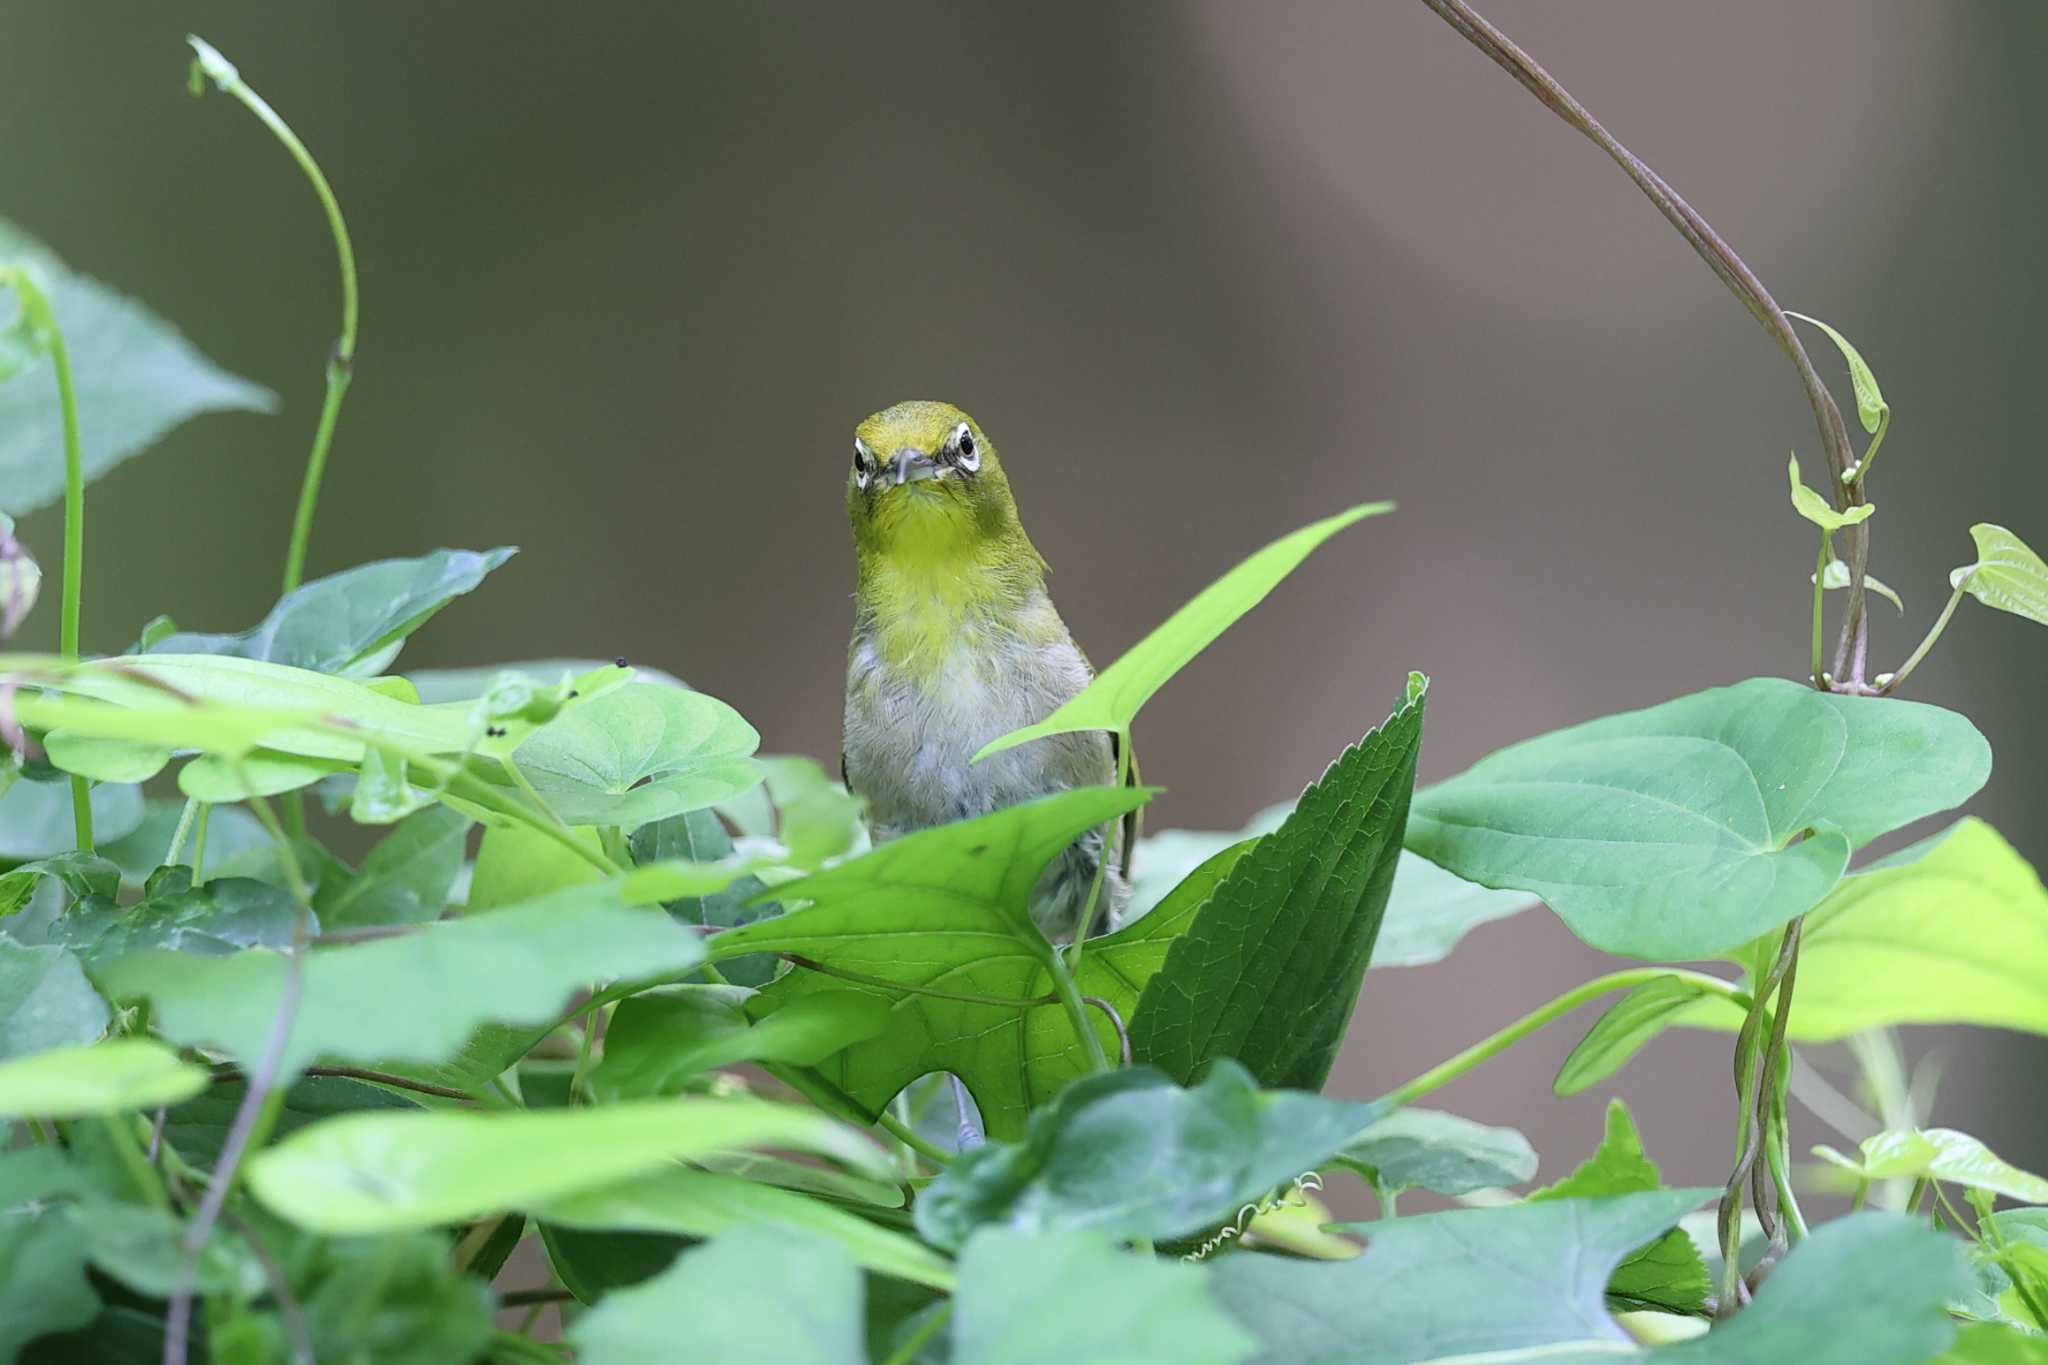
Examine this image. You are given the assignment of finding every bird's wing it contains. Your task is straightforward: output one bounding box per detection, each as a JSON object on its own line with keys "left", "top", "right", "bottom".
{"left": 1111, "top": 730, "right": 1141, "bottom": 879}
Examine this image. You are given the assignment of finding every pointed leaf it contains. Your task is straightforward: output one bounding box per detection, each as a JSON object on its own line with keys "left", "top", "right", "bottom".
{"left": 1813, "top": 1128, "right": 2048, "bottom": 1204}
{"left": 1789, "top": 453, "right": 1875, "bottom": 530}
{"left": 1786, "top": 312, "right": 1888, "bottom": 435}
{"left": 975, "top": 502, "right": 1391, "bottom": 759}
{"left": 1957, "top": 524, "right": 2048, "bottom": 628}
{"left": 1817, "top": 558, "right": 1905, "bottom": 611}
{"left": 1555, "top": 974, "right": 1733, "bottom": 1096}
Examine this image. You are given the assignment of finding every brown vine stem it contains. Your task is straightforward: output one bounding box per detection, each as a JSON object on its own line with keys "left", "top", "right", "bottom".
{"left": 1418, "top": 0, "right": 1874, "bottom": 688}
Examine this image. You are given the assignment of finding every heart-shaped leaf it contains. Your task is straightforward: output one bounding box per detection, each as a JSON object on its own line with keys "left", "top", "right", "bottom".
{"left": 1955, "top": 524, "right": 2048, "bottom": 628}
{"left": 511, "top": 683, "right": 762, "bottom": 827}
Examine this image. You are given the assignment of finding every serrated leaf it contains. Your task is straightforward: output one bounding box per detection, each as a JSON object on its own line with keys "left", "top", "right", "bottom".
{"left": 1814, "top": 1128, "right": 2048, "bottom": 1204}
{"left": 1529, "top": 1099, "right": 1711, "bottom": 1315}
{"left": 1407, "top": 677, "right": 1988, "bottom": 960}
{"left": 1213, "top": 1189, "right": 1712, "bottom": 1361}
{"left": 1957, "top": 524, "right": 2048, "bottom": 628}
{"left": 709, "top": 785, "right": 1155, "bottom": 1139}
{"left": 955, "top": 1230, "right": 1256, "bottom": 1365}
{"left": 566, "top": 1227, "right": 866, "bottom": 1365}
{"left": 975, "top": 503, "right": 1391, "bottom": 759}
{"left": 96, "top": 883, "right": 704, "bottom": 1083}
{"left": 1789, "top": 453, "right": 1875, "bottom": 530}
{"left": 1786, "top": 312, "right": 1888, "bottom": 435}
{"left": 145, "top": 548, "right": 516, "bottom": 677}
{"left": 0, "top": 941, "right": 109, "bottom": 1059}
{"left": 246, "top": 1098, "right": 891, "bottom": 1234}
{"left": 0, "top": 1039, "right": 207, "bottom": 1118}
{"left": 0, "top": 217, "right": 274, "bottom": 517}
{"left": 1128, "top": 677, "right": 1424, "bottom": 1088}
{"left": 509, "top": 683, "right": 762, "bottom": 827}
{"left": 915, "top": 1061, "right": 1379, "bottom": 1251}
{"left": 1338, "top": 1106, "right": 1537, "bottom": 1196}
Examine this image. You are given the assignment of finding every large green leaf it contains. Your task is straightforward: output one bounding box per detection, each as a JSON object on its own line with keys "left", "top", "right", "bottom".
{"left": 144, "top": 548, "right": 515, "bottom": 678}
{"left": 318, "top": 806, "right": 471, "bottom": 927}
{"left": 246, "top": 1098, "right": 891, "bottom": 1234}
{"left": 49, "top": 870, "right": 301, "bottom": 966}
{"left": 1129, "top": 675, "right": 1424, "bottom": 1088}
{"left": 1528, "top": 1099, "right": 1710, "bottom": 1315}
{"left": 1212, "top": 1188, "right": 1712, "bottom": 1362}
{"left": 509, "top": 683, "right": 762, "bottom": 827}
{"left": 536, "top": 1166, "right": 951, "bottom": 1290}
{"left": 1814, "top": 1128, "right": 2048, "bottom": 1204}
{"left": 592, "top": 988, "right": 891, "bottom": 1099}
{"left": 162, "top": 1073, "right": 419, "bottom": 1168}
{"left": 711, "top": 785, "right": 1155, "bottom": 1139}
{"left": 0, "top": 942, "right": 108, "bottom": 1059}
{"left": 1956, "top": 524, "right": 2048, "bottom": 628}
{"left": 914, "top": 1062, "right": 1379, "bottom": 1251}
{"left": 1407, "top": 677, "right": 1989, "bottom": 960}
{"left": 974, "top": 502, "right": 1392, "bottom": 759}
{"left": 0, "top": 1039, "right": 207, "bottom": 1119}
{"left": 1338, "top": 1106, "right": 1537, "bottom": 1197}
{"left": 0, "top": 776, "right": 142, "bottom": 860}
{"left": 0, "top": 218, "right": 273, "bottom": 517}
{"left": 96, "top": 883, "right": 703, "bottom": 1082}
{"left": 567, "top": 1227, "right": 866, "bottom": 1365}
{"left": 0, "top": 1205, "right": 97, "bottom": 1363}
{"left": 953, "top": 1230, "right": 1256, "bottom": 1365}
{"left": 1663, "top": 1213, "right": 1969, "bottom": 1365}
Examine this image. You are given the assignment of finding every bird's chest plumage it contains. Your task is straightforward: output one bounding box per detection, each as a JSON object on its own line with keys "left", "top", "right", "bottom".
{"left": 843, "top": 601, "right": 1105, "bottom": 839}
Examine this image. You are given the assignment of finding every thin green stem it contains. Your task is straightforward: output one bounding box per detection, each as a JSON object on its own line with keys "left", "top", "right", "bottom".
{"left": 163, "top": 797, "right": 200, "bottom": 870}
{"left": 100, "top": 1114, "right": 171, "bottom": 1212}
{"left": 190, "top": 802, "right": 211, "bottom": 886}
{"left": 1378, "top": 969, "right": 1750, "bottom": 1109}
{"left": 1810, "top": 528, "right": 1832, "bottom": 689}
{"left": 1046, "top": 944, "right": 1111, "bottom": 1074}
{"left": 569, "top": 1003, "right": 600, "bottom": 1104}
{"left": 1767, "top": 1045, "right": 1808, "bottom": 1242}
{"left": 1880, "top": 575, "right": 1970, "bottom": 695}
{"left": 880, "top": 1303, "right": 953, "bottom": 1365}
{"left": 1065, "top": 727, "right": 1133, "bottom": 972}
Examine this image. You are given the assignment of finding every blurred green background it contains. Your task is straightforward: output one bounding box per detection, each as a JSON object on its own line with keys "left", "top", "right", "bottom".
{"left": 6, "top": 2, "right": 2044, "bottom": 1206}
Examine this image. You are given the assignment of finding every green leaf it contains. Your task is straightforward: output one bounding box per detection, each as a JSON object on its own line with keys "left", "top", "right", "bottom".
{"left": 265, "top": 1227, "right": 494, "bottom": 1365}
{"left": 1817, "top": 557, "right": 1905, "bottom": 612}
{"left": 914, "top": 1061, "right": 1380, "bottom": 1251}
{"left": 97, "top": 883, "right": 704, "bottom": 1082}
{"left": 1407, "top": 677, "right": 1989, "bottom": 960}
{"left": 50, "top": 872, "right": 301, "bottom": 966}
{"left": 0, "top": 941, "right": 109, "bottom": 1058}
{"left": 0, "top": 218, "right": 274, "bottom": 518}
{"left": 760, "top": 755, "right": 865, "bottom": 869}
{"left": 1374, "top": 849, "right": 1535, "bottom": 968}
{"left": 1555, "top": 975, "right": 1728, "bottom": 1097}
{"left": 162, "top": 1073, "right": 419, "bottom": 1168}
{"left": 954, "top": 1229, "right": 1256, "bottom": 1365}
{"left": 0, "top": 1204, "right": 98, "bottom": 1362}
{"left": 97, "top": 799, "right": 267, "bottom": 886}
{"left": 246, "top": 1097, "right": 891, "bottom": 1234}
{"left": 567, "top": 1227, "right": 866, "bottom": 1365}
{"left": 509, "top": 683, "right": 762, "bottom": 826}
{"left": 1212, "top": 1188, "right": 1712, "bottom": 1361}
{"left": 1529, "top": 1099, "right": 1710, "bottom": 1315}
{"left": 713, "top": 785, "right": 1155, "bottom": 1139}
{"left": 1678, "top": 819, "right": 2048, "bottom": 1042}
{"left": 406, "top": 658, "right": 687, "bottom": 703}
{"left": 1939, "top": 1322, "right": 2048, "bottom": 1363}
{"left": 0, "top": 1039, "right": 207, "bottom": 1118}
{"left": 319, "top": 806, "right": 471, "bottom": 927}
{"left": 0, "top": 852, "right": 121, "bottom": 916}
{"left": 1786, "top": 312, "right": 1887, "bottom": 436}
{"left": 629, "top": 806, "right": 776, "bottom": 986}
{"left": 1957, "top": 524, "right": 2048, "bottom": 628}
{"left": 1129, "top": 676, "right": 1424, "bottom": 1088}
{"left": 1814, "top": 1128, "right": 2048, "bottom": 1204}
{"left": 1662, "top": 1213, "right": 1968, "bottom": 1365}
{"left": 69, "top": 1199, "right": 264, "bottom": 1299}
{"left": 0, "top": 777, "right": 142, "bottom": 860}
{"left": 146, "top": 548, "right": 516, "bottom": 677}
{"left": 974, "top": 502, "right": 1392, "bottom": 759}
{"left": 1338, "top": 1107, "right": 1537, "bottom": 1196}
{"left": 537, "top": 1166, "right": 951, "bottom": 1290}
{"left": 592, "top": 988, "right": 891, "bottom": 1099}
{"left": 1789, "top": 453, "right": 1875, "bottom": 530}
{"left": 468, "top": 822, "right": 603, "bottom": 913}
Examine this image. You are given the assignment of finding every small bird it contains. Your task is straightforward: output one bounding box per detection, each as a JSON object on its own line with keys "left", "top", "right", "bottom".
{"left": 841, "top": 400, "right": 1131, "bottom": 940}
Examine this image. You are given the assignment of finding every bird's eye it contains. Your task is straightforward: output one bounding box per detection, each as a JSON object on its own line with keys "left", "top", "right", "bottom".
{"left": 852, "top": 439, "right": 871, "bottom": 490}
{"left": 951, "top": 422, "right": 980, "bottom": 472}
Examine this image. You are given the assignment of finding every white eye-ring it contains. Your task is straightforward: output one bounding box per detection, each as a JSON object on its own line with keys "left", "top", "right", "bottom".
{"left": 852, "top": 438, "right": 871, "bottom": 490}
{"left": 951, "top": 422, "right": 980, "bottom": 472}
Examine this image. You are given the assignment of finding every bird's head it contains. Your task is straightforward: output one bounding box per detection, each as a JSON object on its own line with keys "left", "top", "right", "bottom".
{"left": 847, "top": 401, "right": 1032, "bottom": 566}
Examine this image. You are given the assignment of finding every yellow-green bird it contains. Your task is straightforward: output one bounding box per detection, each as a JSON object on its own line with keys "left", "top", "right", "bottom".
{"left": 841, "top": 400, "right": 1132, "bottom": 940}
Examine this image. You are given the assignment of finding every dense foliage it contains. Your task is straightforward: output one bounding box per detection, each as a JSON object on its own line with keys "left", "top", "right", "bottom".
{"left": 3, "top": 31, "right": 2048, "bottom": 1365}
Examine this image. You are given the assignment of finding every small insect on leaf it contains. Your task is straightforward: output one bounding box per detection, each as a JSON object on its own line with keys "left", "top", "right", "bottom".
{"left": 1788, "top": 453, "right": 1874, "bottom": 531}
{"left": 1953, "top": 523, "right": 2048, "bottom": 628}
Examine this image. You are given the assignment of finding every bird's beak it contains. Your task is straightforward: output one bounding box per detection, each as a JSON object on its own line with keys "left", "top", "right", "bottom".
{"left": 882, "top": 448, "right": 944, "bottom": 490}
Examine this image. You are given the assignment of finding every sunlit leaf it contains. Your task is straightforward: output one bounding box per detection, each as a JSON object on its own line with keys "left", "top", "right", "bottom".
{"left": 1407, "top": 677, "right": 1987, "bottom": 960}
{"left": 0, "top": 1039, "right": 206, "bottom": 1118}
{"left": 0, "top": 217, "right": 274, "bottom": 517}
{"left": 145, "top": 548, "right": 516, "bottom": 677}
{"left": 1338, "top": 1107, "right": 1537, "bottom": 1197}
{"left": 1789, "top": 453, "right": 1874, "bottom": 530}
{"left": 1956, "top": 524, "right": 2048, "bottom": 628}
{"left": 914, "top": 1062, "right": 1379, "bottom": 1251}
{"left": 974, "top": 502, "right": 1391, "bottom": 760}
{"left": 1786, "top": 312, "right": 1888, "bottom": 436}
{"left": 592, "top": 988, "right": 891, "bottom": 1100}
{"left": 509, "top": 682, "right": 762, "bottom": 827}
{"left": 1814, "top": 1128, "right": 2048, "bottom": 1204}
{"left": 246, "top": 1098, "right": 891, "bottom": 1234}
